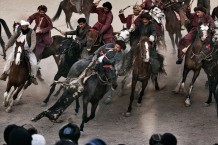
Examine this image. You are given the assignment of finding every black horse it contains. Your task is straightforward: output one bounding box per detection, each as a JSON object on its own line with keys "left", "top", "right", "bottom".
{"left": 41, "top": 38, "right": 82, "bottom": 106}
{"left": 31, "top": 56, "right": 117, "bottom": 132}
{"left": 0, "top": 18, "right": 11, "bottom": 60}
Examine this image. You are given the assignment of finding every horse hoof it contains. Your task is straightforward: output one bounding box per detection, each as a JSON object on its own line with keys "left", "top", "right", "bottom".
{"left": 172, "top": 89, "right": 179, "bottom": 94}
{"left": 54, "top": 119, "right": 63, "bottom": 123}
{"left": 80, "top": 131, "right": 85, "bottom": 136}
{"left": 13, "top": 101, "right": 22, "bottom": 106}
{"left": 104, "top": 97, "right": 112, "bottom": 104}
{"left": 137, "top": 103, "right": 141, "bottom": 107}
{"left": 3, "top": 101, "right": 8, "bottom": 107}
{"left": 5, "top": 108, "right": 12, "bottom": 113}
{"left": 31, "top": 117, "right": 38, "bottom": 122}
{"left": 204, "top": 102, "right": 211, "bottom": 107}
{"left": 185, "top": 98, "right": 191, "bottom": 107}
{"left": 125, "top": 112, "right": 131, "bottom": 117}
{"left": 40, "top": 102, "right": 47, "bottom": 107}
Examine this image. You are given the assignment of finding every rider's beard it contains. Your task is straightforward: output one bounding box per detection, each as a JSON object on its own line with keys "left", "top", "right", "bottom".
{"left": 21, "top": 28, "right": 30, "bottom": 34}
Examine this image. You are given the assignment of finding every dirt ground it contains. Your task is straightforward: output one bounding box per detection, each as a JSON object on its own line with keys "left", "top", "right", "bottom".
{"left": 0, "top": 0, "right": 218, "bottom": 145}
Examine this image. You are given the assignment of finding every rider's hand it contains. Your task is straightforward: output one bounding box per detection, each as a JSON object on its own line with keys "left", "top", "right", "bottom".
{"left": 119, "top": 9, "right": 124, "bottom": 14}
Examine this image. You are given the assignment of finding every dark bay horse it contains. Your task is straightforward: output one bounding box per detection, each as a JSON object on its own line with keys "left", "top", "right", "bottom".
{"left": 52, "top": 0, "right": 94, "bottom": 30}
{"left": 173, "top": 24, "right": 211, "bottom": 106}
{"left": 3, "top": 38, "right": 32, "bottom": 113}
{"left": 0, "top": 18, "right": 12, "bottom": 59}
{"left": 212, "top": 6, "right": 218, "bottom": 20}
{"left": 31, "top": 58, "right": 117, "bottom": 132}
{"left": 125, "top": 36, "right": 163, "bottom": 117}
{"left": 41, "top": 38, "right": 82, "bottom": 106}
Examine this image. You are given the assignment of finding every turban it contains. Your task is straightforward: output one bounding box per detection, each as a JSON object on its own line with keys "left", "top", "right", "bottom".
{"left": 20, "top": 20, "right": 30, "bottom": 26}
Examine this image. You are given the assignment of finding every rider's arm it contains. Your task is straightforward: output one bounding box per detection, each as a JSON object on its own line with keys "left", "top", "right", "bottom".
{"left": 100, "top": 12, "right": 113, "bottom": 35}
{"left": 27, "top": 13, "right": 37, "bottom": 25}
{"left": 90, "top": 2, "right": 100, "bottom": 13}
{"left": 118, "top": 13, "right": 127, "bottom": 24}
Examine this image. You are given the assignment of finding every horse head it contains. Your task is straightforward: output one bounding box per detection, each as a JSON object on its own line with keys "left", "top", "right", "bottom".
{"left": 149, "top": 6, "right": 164, "bottom": 23}
{"left": 199, "top": 23, "right": 210, "bottom": 42}
{"left": 137, "top": 36, "right": 151, "bottom": 63}
{"left": 14, "top": 39, "right": 25, "bottom": 65}
{"left": 86, "top": 28, "right": 101, "bottom": 52}
{"left": 13, "top": 22, "right": 21, "bottom": 32}
{"left": 116, "top": 28, "right": 130, "bottom": 43}
{"left": 57, "top": 38, "right": 73, "bottom": 55}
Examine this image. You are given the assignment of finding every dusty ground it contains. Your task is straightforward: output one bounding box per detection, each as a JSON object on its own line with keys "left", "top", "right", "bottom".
{"left": 0, "top": 0, "right": 218, "bottom": 145}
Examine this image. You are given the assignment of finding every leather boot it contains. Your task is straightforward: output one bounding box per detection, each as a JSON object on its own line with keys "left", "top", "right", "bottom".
{"left": 0, "top": 72, "right": 8, "bottom": 81}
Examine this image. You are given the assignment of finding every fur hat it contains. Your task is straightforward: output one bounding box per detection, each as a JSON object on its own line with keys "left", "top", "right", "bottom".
{"left": 140, "top": 12, "right": 152, "bottom": 20}
{"left": 31, "top": 134, "right": 46, "bottom": 145}
{"left": 161, "top": 133, "right": 177, "bottom": 145}
{"left": 102, "top": 2, "right": 112, "bottom": 10}
{"left": 194, "top": 6, "right": 207, "bottom": 14}
{"left": 20, "top": 20, "right": 30, "bottom": 26}
{"left": 3, "top": 124, "right": 19, "bottom": 144}
{"left": 8, "top": 127, "right": 32, "bottom": 145}
{"left": 133, "top": 4, "right": 142, "bottom": 11}
{"left": 85, "top": 138, "right": 107, "bottom": 145}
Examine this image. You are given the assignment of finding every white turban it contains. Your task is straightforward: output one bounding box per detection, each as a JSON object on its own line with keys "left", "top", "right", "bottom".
{"left": 20, "top": 20, "right": 30, "bottom": 26}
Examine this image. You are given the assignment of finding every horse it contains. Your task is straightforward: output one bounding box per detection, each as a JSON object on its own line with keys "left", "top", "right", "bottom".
{"left": 3, "top": 37, "right": 32, "bottom": 113}
{"left": 52, "top": 0, "right": 94, "bottom": 30}
{"left": 0, "top": 18, "right": 12, "bottom": 60}
{"left": 212, "top": 6, "right": 218, "bottom": 20}
{"left": 41, "top": 38, "right": 82, "bottom": 106}
{"left": 31, "top": 58, "right": 118, "bottom": 132}
{"left": 173, "top": 24, "right": 211, "bottom": 106}
{"left": 149, "top": 6, "right": 166, "bottom": 50}
{"left": 125, "top": 36, "right": 152, "bottom": 116}
{"left": 161, "top": 0, "right": 190, "bottom": 53}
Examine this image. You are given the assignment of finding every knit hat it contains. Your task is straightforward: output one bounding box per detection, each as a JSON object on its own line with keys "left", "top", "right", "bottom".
{"left": 31, "top": 134, "right": 46, "bottom": 145}
{"left": 3, "top": 124, "right": 19, "bottom": 144}
{"left": 194, "top": 6, "right": 207, "bottom": 14}
{"left": 85, "top": 138, "right": 107, "bottom": 145}
{"left": 161, "top": 133, "right": 177, "bottom": 145}
{"left": 8, "top": 127, "right": 32, "bottom": 145}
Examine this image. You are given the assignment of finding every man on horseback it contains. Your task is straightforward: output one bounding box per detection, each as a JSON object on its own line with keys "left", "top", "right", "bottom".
{"left": 119, "top": 13, "right": 165, "bottom": 77}
{"left": 60, "top": 18, "right": 91, "bottom": 58}
{"left": 27, "top": 5, "right": 53, "bottom": 61}
{"left": 176, "top": 6, "right": 215, "bottom": 64}
{"left": 90, "top": 1, "right": 115, "bottom": 44}
{"left": 140, "top": 0, "right": 164, "bottom": 11}
{"left": 197, "top": 0, "right": 210, "bottom": 15}
{"left": 0, "top": 20, "right": 38, "bottom": 85}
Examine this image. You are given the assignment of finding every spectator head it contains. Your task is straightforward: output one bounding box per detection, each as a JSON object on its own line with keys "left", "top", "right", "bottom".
{"left": 85, "top": 138, "right": 107, "bottom": 145}
{"left": 8, "top": 126, "right": 32, "bottom": 145}
{"left": 3, "top": 124, "right": 19, "bottom": 144}
{"left": 31, "top": 134, "right": 46, "bottom": 145}
{"left": 149, "top": 134, "right": 162, "bottom": 145}
{"left": 59, "top": 123, "right": 80, "bottom": 144}
{"left": 55, "top": 140, "right": 77, "bottom": 145}
{"left": 22, "top": 123, "right": 38, "bottom": 135}
{"left": 161, "top": 133, "right": 177, "bottom": 145}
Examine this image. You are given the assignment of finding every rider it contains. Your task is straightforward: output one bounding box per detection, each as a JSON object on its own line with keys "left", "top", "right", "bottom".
{"left": 176, "top": 6, "right": 215, "bottom": 64}
{"left": 197, "top": 0, "right": 210, "bottom": 15}
{"left": 0, "top": 20, "right": 38, "bottom": 85}
{"left": 140, "top": 0, "right": 164, "bottom": 11}
{"left": 27, "top": 5, "right": 53, "bottom": 61}
{"left": 60, "top": 18, "right": 91, "bottom": 58}
{"left": 90, "top": 1, "right": 115, "bottom": 44}
{"left": 119, "top": 13, "right": 164, "bottom": 77}
{"left": 118, "top": 4, "right": 143, "bottom": 30}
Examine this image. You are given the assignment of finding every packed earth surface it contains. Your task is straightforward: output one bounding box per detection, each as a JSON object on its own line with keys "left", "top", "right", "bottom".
{"left": 0, "top": 0, "right": 218, "bottom": 145}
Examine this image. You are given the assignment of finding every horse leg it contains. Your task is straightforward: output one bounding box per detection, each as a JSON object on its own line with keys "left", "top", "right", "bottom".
{"left": 86, "top": 102, "right": 99, "bottom": 123}
{"left": 36, "top": 69, "right": 44, "bottom": 81}
{"left": 185, "top": 70, "right": 201, "bottom": 107}
{"left": 75, "top": 97, "right": 80, "bottom": 114}
{"left": 204, "top": 75, "right": 214, "bottom": 106}
{"left": 137, "top": 79, "right": 148, "bottom": 106}
{"left": 125, "top": 76, "right": 137, "bottom": 117}
{"left": 42, "top": 74, "right": 62, "bottom": 106}
{"left": 3, "top": 84, "right": 14, "bottom": 107}
{"left": 5, "top": 87, "right": 17, "bottom": 113}
{"left": 180, "top": 67, "right": 190, "bottom": 93}
{"left": 215, "top": 85, "right": 218, "bottom": 116}
{"left": 65, "top": 11, "right": 73, "bottom": 30}
{"left": 13, "top": 84, "right": 25, "bottom": 105}
{"left": 53, "top": 85, "right": 63, "bottom": 97}
{"left": 80, "top": 97, "right": 89, "bottom": 132}
{"left": 168, "top": 32, "right": 176, "bottom": 53}
{"left": 0, "top": 36, "right": 6, "bottom": 60}
{"left": 84, "top": 13, "right": 90, "bottom": 24}
{"left": 154, "top": 75, "right": 160, "bottom": 90}
{"left": 175, "top": 31, "right": 182, "bottom": 49}
{"left": 53, "top": 55, "right": 60, "bottom": 66}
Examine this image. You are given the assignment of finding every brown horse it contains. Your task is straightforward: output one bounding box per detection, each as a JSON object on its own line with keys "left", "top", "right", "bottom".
{"left": 125, "top": 36, "right": 153, "bottom": 116}
{"left": 3, "top": 39, "right": 32, "bottom": 113}
{"left": 212, "top": 6, "right": 218, "bottom": 20}
{"left": 173, "top": 24, "right": 211, "bottom": 106}
{"left": 0, "top": 18, "right": 11, "bottom": 60}
{"left": 52, "top": 0, "right": 94, "bottom": 30}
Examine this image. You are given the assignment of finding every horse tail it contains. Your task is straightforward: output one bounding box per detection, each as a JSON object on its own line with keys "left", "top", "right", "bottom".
{"left": 52, "top": 1, "right": 63, "bottom": 21}
{"left": 157, "top": 53, "right": 166, "bottom": 75}
{"left": 0, "top": 18, "right": 12, "bottom": 38}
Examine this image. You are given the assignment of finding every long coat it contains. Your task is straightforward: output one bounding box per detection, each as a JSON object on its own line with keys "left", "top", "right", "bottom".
{"left": 118, "top": 14, "right": 142, "bottom": 29}
{"left": 66, "top": 24, "right": 91, "bottom": 47}
{"left": 90, "top": 3, "right": 114, "bottom": 43}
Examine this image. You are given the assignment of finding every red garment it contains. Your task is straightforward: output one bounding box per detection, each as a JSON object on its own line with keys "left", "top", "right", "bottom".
{"left": 27, "top": 12, "right": 53, "bottom": 60}
{"left": 177, "top": 13, "right": 215, "bottom": 59}
{"left": 140, "top": 0, "right": 164, "bottom": 11}
{"left": 90, "top": 3, "right": 114, "bottom": 43}
{"left": 118, "top": 14, "right": 142, "bottom": 29}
